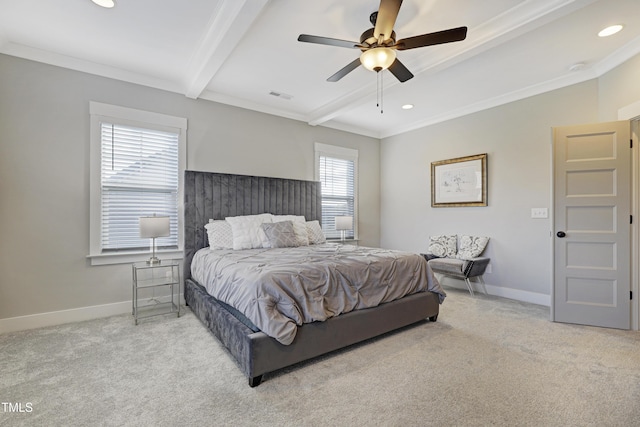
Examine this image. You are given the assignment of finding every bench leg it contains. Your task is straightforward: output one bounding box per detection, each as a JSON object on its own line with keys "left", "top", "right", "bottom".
{"left": 464, "top": 276, "right": 488, "bottom": 296}
{"left": 477, "top": 276, "right": 488, "bottom": 295}
{"left": 464, "top": 278, "right": 475, "bottom": 296}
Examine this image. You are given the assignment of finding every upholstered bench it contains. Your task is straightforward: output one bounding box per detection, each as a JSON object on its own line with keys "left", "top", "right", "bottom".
{"left": 422, "top": 253, "right": 489, "bottom": 296}
{"left": 423, "top": 234, "right": 490, "bottom": 296}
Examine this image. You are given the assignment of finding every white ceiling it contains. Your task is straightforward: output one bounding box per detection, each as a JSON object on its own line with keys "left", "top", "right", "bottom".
{"left": 1, "top": 0, "right": 639, "bottom": 138}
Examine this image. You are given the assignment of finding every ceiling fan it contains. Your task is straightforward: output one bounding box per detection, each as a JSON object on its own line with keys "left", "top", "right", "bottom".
{"left": 298, "top": 0, "right": 467, "bottom": 83}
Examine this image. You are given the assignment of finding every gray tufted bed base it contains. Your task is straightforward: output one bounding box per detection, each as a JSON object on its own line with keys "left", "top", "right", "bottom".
{"left": 183, "top": 170, "right": 440, "bottom": 387}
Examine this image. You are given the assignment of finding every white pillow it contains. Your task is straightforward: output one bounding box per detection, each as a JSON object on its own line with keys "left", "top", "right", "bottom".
{"left": 272, "top": 215, "right": 309, "bottom": 246}
{"left": 306, "top": 220, "right": 326, "bottom": 245}
{"left": 204, "top": 220, "right": 233, "bottom": 249}
{"left": 225, "top": 213, "right": 273, "bottom": 250}
{"left": 428, "top": 235, "right": 457, "bottom": 258}
{"left": 456, "top": 235, "right": 489, "bottom": 260}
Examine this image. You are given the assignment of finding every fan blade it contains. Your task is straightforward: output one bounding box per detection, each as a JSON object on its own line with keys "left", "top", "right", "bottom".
{"left": 298, "top": 34, "right": 360, "bottom": 49}
{"left": 396, "top": 26, "right": 467, "bottom": 50}
{"left": 327, "top": 58, "right": 362, "bottom": 82}
{"left": 374, "top": 0, "right": 402, "bottom": 43}
{"left": 387, "top": 58, "right": 413, "bottom": 82}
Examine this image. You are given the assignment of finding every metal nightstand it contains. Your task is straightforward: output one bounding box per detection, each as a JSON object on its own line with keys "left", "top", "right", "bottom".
{"left": 132, "top": 260, "right": 181, "bottom": 325}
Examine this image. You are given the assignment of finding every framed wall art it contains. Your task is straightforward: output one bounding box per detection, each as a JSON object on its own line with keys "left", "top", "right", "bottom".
{"left": 431, "top": 153, "right": 487, "bottom": 207}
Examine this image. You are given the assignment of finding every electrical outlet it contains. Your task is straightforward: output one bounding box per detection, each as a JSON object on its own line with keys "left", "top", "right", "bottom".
{"left": 531, "top": 208, "right": 548, "bottom": 219}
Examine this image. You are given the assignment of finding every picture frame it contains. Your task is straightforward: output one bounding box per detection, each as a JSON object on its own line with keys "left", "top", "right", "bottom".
{"left": 431, "top": 153, "right": 487, "bottom": 207}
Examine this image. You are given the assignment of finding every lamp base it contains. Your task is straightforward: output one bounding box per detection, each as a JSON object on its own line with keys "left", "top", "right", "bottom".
{"left": 146, "top": 237, "right": 162, "bottom": 265}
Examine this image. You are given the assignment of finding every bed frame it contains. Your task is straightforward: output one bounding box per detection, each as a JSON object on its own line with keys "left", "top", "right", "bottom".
{"left": 183, "top": 170, "right": 440, "bottom": 387}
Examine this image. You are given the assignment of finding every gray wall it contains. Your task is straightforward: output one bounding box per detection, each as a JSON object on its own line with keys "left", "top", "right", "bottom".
{"left": 2, "top": 50, "right": 638, "bottom": 323}
{"left": 380, "top": 54, "right": 640, "bottom": 302}
{"left": 598, "top": 53, "right": 640, "bottom": 122}
{"left": 0, "top": 54, "right": 380, "bottom": 321}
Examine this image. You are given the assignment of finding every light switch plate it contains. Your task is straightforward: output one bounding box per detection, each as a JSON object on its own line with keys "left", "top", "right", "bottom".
{"left": 531, "top": 208, "right": 548, "bottom": 219}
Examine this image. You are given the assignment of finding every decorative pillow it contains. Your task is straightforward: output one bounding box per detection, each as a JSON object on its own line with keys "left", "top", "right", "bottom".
{"left": 306, "top": 220, "right": 326, "bottom": 244}
{"left": 456, "top": 235, "right": 489, "bottom": 260}
{"left": 428, "top": 235, "right": 457, "bottom": 258}
{"left": 272, "top": 215, "right": 309, "bottom": 246}
{"left": 261, "top": 221, "right": 299, "bottom": 248}
{"left": 204, "top": 220, "right": 233, "bottom": 249}
{"left": 225, "top": 213, "right": 273, "bottom": 250}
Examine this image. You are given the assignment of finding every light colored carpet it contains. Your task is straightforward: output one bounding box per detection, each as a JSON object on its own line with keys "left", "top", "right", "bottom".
{"left": 1, "top": 289, "right": 639, "bottom": 427}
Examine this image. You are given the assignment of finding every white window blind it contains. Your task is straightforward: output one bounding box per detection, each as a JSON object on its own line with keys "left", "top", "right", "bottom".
{"left": 315, "top": 143, "right": 358, "bottom": 239}
{"left": 100, "top": 123, "right": 179, "bottom": 251}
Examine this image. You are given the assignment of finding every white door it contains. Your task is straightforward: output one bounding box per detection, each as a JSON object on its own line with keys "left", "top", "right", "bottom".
{"left": 553, "top": 121, "right": 631, "bottom": 329}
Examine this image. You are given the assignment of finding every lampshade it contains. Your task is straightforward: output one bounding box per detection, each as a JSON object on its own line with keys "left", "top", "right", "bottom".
{"left": 139, "top": 216, "right": 170, "bottom": 238}
{"left": 335, "top": 216, "right": 353, "bottom": 231}
{"left": 360, "top": 47, "right": 396, "bottom": 72}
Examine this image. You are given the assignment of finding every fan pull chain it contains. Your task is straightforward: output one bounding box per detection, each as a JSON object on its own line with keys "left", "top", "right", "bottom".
{"left": 375, "top": 71, "right": 384, "bottom": 114}
{"left": 376, "top": 71, "right": 380, "bottom": 109}
{"left": 380, "top": 71, "right": 384, "bottom": 114}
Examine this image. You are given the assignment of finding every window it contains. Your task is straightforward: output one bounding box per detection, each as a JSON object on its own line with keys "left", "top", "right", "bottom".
{"left": 89, "top": 102, "right": 187, "bottom": 265}
{"left": 314, "top": 143, "right": 358, "bottom": 239}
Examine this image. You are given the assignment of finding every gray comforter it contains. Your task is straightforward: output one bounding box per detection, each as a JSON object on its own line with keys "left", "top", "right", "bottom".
{"left": 191, "top": 244, "right": 445, "bottom": 345}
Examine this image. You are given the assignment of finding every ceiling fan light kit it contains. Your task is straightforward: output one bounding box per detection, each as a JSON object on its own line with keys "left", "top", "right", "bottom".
{"left": 360, "top": 47, "right": 396, "bottom": 71}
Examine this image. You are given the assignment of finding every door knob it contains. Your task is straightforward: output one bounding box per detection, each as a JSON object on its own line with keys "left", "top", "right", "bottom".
{"left": 556, "top": 231, "right": 566, "bottom": 238}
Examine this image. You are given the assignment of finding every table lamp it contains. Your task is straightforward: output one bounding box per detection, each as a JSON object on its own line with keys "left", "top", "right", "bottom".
{"left": 335, "top": 216, "right": 353, "bottom": 241}
{"left": 139, "top": 215, "right": 170, "bottom": 265}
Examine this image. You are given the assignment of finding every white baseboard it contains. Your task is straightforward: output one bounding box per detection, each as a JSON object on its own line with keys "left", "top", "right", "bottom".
{"left": 438, "top": 277, "right": 550, "bottom": 307}
{"left": 0, "top": 295, "right": 185, "bottom": 334}
{"left": 484, "top": 283, "right": 550, "bottom": 307}
{"left": 1, "top": 281, "right": 549, "bottom": 334}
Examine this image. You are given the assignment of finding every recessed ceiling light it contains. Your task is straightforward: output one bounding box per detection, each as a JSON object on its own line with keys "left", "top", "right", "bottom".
{"left": 402, "top": 104, "right": 414, "bottom": 110}
{"left": 598, "top": 24, "right": 623, "bottom": 37}
{"left": 92, "top": 0, "right": 115, "bottom": 8}
{"left": 569, "top": 62, "right": 586, "bottom": 72}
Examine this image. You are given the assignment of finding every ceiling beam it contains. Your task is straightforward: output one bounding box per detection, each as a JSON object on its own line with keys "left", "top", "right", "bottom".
{"left": 184, "top": 0, "right": 270, "bottom": 99}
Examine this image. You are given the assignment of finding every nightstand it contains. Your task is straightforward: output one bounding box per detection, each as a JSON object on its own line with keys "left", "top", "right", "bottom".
{"left": 132, "top": 260, "right": 181, "bottom": 325}
{"left": 330, "top": 239, "right": 360, "bottom": 246}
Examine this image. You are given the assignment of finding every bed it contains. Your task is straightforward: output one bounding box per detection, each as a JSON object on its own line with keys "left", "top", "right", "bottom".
{"left": 183, "top": 170, "right": 444, "bottom": 387}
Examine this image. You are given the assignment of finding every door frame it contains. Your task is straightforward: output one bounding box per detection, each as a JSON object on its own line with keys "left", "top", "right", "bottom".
{"left": 619, "top": 101, "right": 640, "bottom": 331}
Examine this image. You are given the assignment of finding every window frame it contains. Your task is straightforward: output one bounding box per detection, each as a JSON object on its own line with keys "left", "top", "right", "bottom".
{"left": 88, "top": 102, "right": 187, "bottom": 265}
{"left": 314, "top": 142, "right": 359, "bottom": 240}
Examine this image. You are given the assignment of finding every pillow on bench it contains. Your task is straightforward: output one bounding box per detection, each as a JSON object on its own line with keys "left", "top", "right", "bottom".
{"left": 427, "top": 235, "right": 489, "bottom": 259}
{"left": 456, "top": 235, "right": 489, "bottom": 260}
{"left": 428, "top": 235, "right": 457, "bottom": 258}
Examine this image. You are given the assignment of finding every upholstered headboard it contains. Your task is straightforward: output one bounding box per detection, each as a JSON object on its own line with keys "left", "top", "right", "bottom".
{"left": 183, "top": 170, "right": 322, "bottom": 281}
